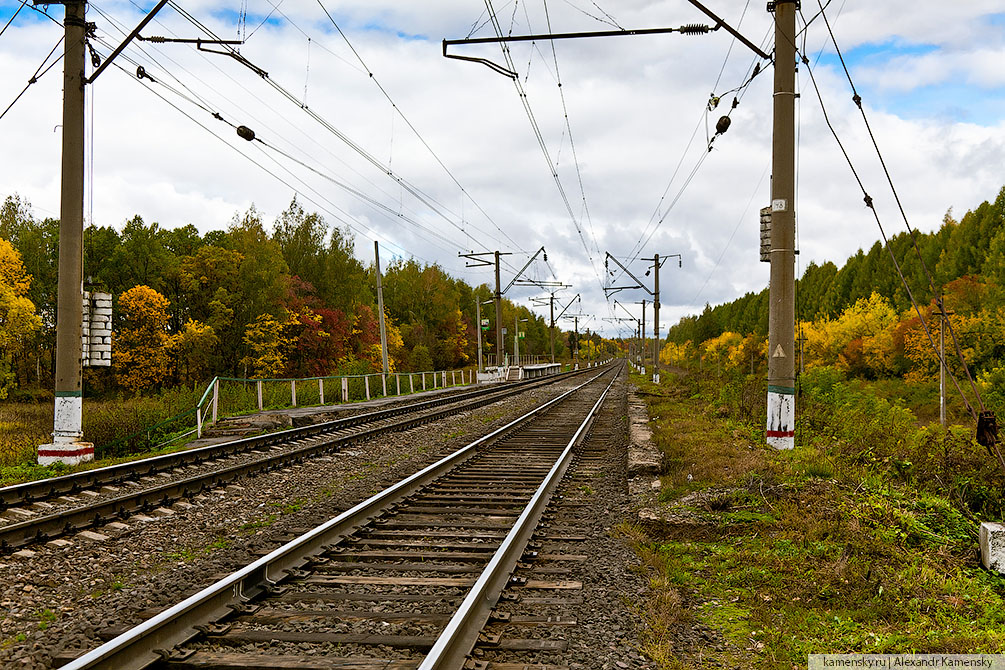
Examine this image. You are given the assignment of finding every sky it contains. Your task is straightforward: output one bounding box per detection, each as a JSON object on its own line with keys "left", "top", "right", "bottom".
{"left": 1, "top": 0, "right": 1004, "bottom": 340}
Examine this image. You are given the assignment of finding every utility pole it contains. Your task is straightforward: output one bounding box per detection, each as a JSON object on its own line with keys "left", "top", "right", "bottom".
{"left": 606, "top": 251, "right": 680, "bottom": 383}
{"left": 475, "top": 300, "right": 484, "bottom": 374}
{"left": 640, "top": 300, "right": 646, "bottom": 374}
{"left": 461, "top": 247, "right": 552, "bottom": 368}
{"left": 494, "top": 251, "right": 503, "bottom": 367}
{"left": 38, "top": 0, "right": 90, "bottom": 466}
{"left": 549, "top": 294, "right": 555, "bottom": 363}
{"left": 653, "top": 253, "right": 660, "bottom": 382}
{"left": 374, "top": 241, "right": 389, "bottom": 377}
{"left": 766, "top": 0, "right": 797, "bottom": 450}
{"left": 531, "top": 291, "right": 576, "bottom": 365}
{"left": 935, "top": 294, "right": 952, "bottom": 428}
{"left": 38, "top": 0, "right": 235, "bottom": 465}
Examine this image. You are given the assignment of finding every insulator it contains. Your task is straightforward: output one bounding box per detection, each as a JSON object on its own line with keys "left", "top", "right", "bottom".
{"left": 236, "top": 125, "right": 256, "bottom": 142}
{"left": 715, "top": 115, "right": 731, "bottom": 135}
{"left": 679, "top": 23, "right": 710, "bottom": 35}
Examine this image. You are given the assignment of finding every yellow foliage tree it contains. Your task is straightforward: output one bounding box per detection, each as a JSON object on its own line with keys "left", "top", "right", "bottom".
{"left": 702, "top": 331, "right": 743, "bottom": 369}
{"left": 0, "top": 238, "right": 41, "bottom": 398}
{"left": 114, "top": 285, "right": 173, "bottom": 393}
{"left": 241, "top": 313, "right": 291, "bottom": 378}
{"left": 801, "top": 292, "right": 899, "bottom": 377}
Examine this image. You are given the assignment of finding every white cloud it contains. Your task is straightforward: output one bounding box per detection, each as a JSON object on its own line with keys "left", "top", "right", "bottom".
{"left": 1, "top": 1, "right": 1004, "bottom": 337}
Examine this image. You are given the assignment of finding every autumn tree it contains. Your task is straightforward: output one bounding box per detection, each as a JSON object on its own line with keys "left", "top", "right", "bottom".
{"left": 0, "top": 239, "right": 42, "bottom": 397}
{"left": 171, "top": 319, "right": 219, "bottom": 384}
{"left": 241, "top": 314, "right": 290, "bottom": 378}
{"left": 114, "top": 285, "right": 173, "bottom": 393}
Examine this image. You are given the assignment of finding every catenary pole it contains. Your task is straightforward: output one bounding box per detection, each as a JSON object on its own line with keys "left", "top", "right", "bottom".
{"left": 494, "top": 251, "right": 503, "bottom": 368}
{"left": 476, "top": 300, "right": 483, "bottom": 374}
{"left": 374, "top": 241, "right": 389, "bottom": 377}
{"left": 653, "top": 253, "right": 660, "bottom": 383}
{"left": 40, "top": 0, "right": 91, "bottom": 466}
{"left": 766, "top": 0, "right": 797, "bottom": 450}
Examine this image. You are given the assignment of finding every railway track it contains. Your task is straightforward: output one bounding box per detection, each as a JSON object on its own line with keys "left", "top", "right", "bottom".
{"left": 57, "top": 363, "right": 622, "bottom": 670}
{"left": 0, "top": 367, "right": 603, "bottom": 553}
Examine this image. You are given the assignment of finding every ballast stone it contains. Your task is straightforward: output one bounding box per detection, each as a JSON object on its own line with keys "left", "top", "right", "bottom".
{"left": 980, "top": 522, "right": 1005, "bottom": 573}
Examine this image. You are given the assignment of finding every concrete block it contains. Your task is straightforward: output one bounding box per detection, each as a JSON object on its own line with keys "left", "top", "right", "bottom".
{"left": 128, "top": 514, "right": 156, "bottom": 523}
{"left": 99, "top": 486, "right": 119, "bottom": 494}
{"left": 4, "top": 507, "right": 36, "bottom": 521}
{"left": 31, "top": 501, "right": 54, "bottom": 512}
{"left": 172, "top": 501, "right": 194, "bottom": 511}
{"left": 46, "top": 539, "right": 73, "bottom": 548}
{"left": 79, "top": 490, "right": 100, "bottom": 498}
{"left": 981, "top": 522, "right": 1005, "bottom": 572}
{"left": 93, "top": 307, "right": 112, "bottom": 316}
{"left": 76, "top": 530, "right": 109, "bottom": 542}
{"left": 151, "top": 507, "right": 175, "bottom": 517}
{"left": 13, "top": 549, "right": 36, "bottom": 559}
{"left": 106, "top": 522, "right": 129, "bottom": 531}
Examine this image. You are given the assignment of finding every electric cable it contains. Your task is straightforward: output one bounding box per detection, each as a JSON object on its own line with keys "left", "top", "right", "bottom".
{"left": 0, "top": 1, "right": 25, "bottom": 40}
{"left": 482, "top": 0, "right": 606, "bottom": 291}
{"left": 313, "top": 0, "right": 527, "bottom": 253}
{"left": 0, "top": 36, "right": 63, "bottom": 121}
{"left": 811, "top": 1, "right": 997, "bottom": 458}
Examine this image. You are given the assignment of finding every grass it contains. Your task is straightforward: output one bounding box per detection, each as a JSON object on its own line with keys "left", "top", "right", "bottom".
{"left": 629, "top": 369, "right": 1005, "bottom": 668}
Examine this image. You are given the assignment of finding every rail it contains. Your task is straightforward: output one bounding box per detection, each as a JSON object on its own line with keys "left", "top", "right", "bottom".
{"left": 58, "top": 369, "right": 612, "bottom": 670}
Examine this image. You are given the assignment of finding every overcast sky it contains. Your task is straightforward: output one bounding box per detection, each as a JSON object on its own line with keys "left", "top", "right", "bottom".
{"left": 1, "top": 1, "right": 1004, "bottom": 338}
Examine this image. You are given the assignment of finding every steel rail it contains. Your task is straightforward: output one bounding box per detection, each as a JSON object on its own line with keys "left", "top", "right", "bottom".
{"left": 0, "top": 367, "right": 606, "bottom": 552}
{"left": 58, "top": 369, "right": 612, "bottom": 670}
{"left": 0, "top": 368, "right": 590, "bottom": 510}
{"left": 420, "top": 374, "right": 616, "bottom": 668}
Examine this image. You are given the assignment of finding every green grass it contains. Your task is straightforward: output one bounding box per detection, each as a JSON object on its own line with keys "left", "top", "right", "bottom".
{"left": 628, "top": 368, "right": 1005, "bottom": 668}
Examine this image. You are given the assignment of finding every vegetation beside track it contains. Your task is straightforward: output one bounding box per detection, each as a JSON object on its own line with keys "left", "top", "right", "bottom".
{"left": 627, "top": 367, "right": 1005, "bottom": 669}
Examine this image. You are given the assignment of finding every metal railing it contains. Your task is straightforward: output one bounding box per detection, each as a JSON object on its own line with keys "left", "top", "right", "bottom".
{"left": 193, "top": 368, "right": 478, "bottom": 439}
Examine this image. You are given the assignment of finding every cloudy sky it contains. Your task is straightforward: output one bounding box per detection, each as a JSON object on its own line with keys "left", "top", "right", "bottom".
{"left": 1, "top": 0, "right": 1004, "bottom": 338}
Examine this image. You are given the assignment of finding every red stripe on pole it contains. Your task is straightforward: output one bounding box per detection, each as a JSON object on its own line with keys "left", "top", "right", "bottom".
{"left": 37, "top": 447, "right": 94, "bottom": 457}
{"left": 765, "top": 430, "right": 794, "bottom": 438}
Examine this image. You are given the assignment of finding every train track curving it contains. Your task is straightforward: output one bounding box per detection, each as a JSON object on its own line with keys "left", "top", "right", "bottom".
{"left": 56, "top": 362, "right": 623, "bottom": 670}
{"left": 0, "top": 367, "right": 603, "bottom": 553}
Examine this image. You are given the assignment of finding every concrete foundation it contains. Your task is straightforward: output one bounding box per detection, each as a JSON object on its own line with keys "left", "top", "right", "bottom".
{"left": 980, "top": 522, "right": 1005, "bottom": 573}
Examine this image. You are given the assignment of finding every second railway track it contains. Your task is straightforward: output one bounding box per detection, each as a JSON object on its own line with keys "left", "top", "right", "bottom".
{"left": 56, "top": 363, "right": 623, "bottom": 670}
{"left": 0, "top": 367, "right": 605, "bottom": 553}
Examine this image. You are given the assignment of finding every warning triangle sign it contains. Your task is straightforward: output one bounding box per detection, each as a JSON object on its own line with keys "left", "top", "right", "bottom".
{"left": 772, "top": 344, "right": 786, "bottom": 358}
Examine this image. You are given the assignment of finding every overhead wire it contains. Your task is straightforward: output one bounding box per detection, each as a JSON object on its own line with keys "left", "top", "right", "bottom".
{"left": 794, "top": 16, "right": 989, "bottom": 438}
{"left": 0, "top": 1, "right": 25, "bottom": 39}
{"left": 102, "top": 56, "right": 444, "bottom": 266}
{"left": 98, "top": 0, "right": 500, "bottom": 266}
{"left": 810, "top": 0, "right": 997, "bottom": 454}
{"left": 608, "top": 17, "right": 772, "bottom": 292}
{"left": 542, "top": 0, "right": 601, "bottom": 258}
{"left": 0, "top": 36, "right": 63, "bottom": 122}
{"left": 312, "top": 0, "right": 527, "bottom": 254}
{"left": 168, "top": 0, "right": 518, "bottom": 258}
{"left": 481, "top": 0, "right": 606, "bottom": 291}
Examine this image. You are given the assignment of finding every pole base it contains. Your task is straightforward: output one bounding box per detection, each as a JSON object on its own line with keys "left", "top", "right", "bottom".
{"left": 766, "top": 388, "right": 795, "bottom": 450}
{"left": 38, "top": 440, "right": 94, "bottom": 466}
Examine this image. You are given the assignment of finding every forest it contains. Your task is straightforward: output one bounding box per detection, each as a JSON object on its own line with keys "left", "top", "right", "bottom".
{"left": 663, "top": 185, "right": 1005, "bottom": 412}
{"left": 0, "top": 194, "right": 614, "bottom": 400}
